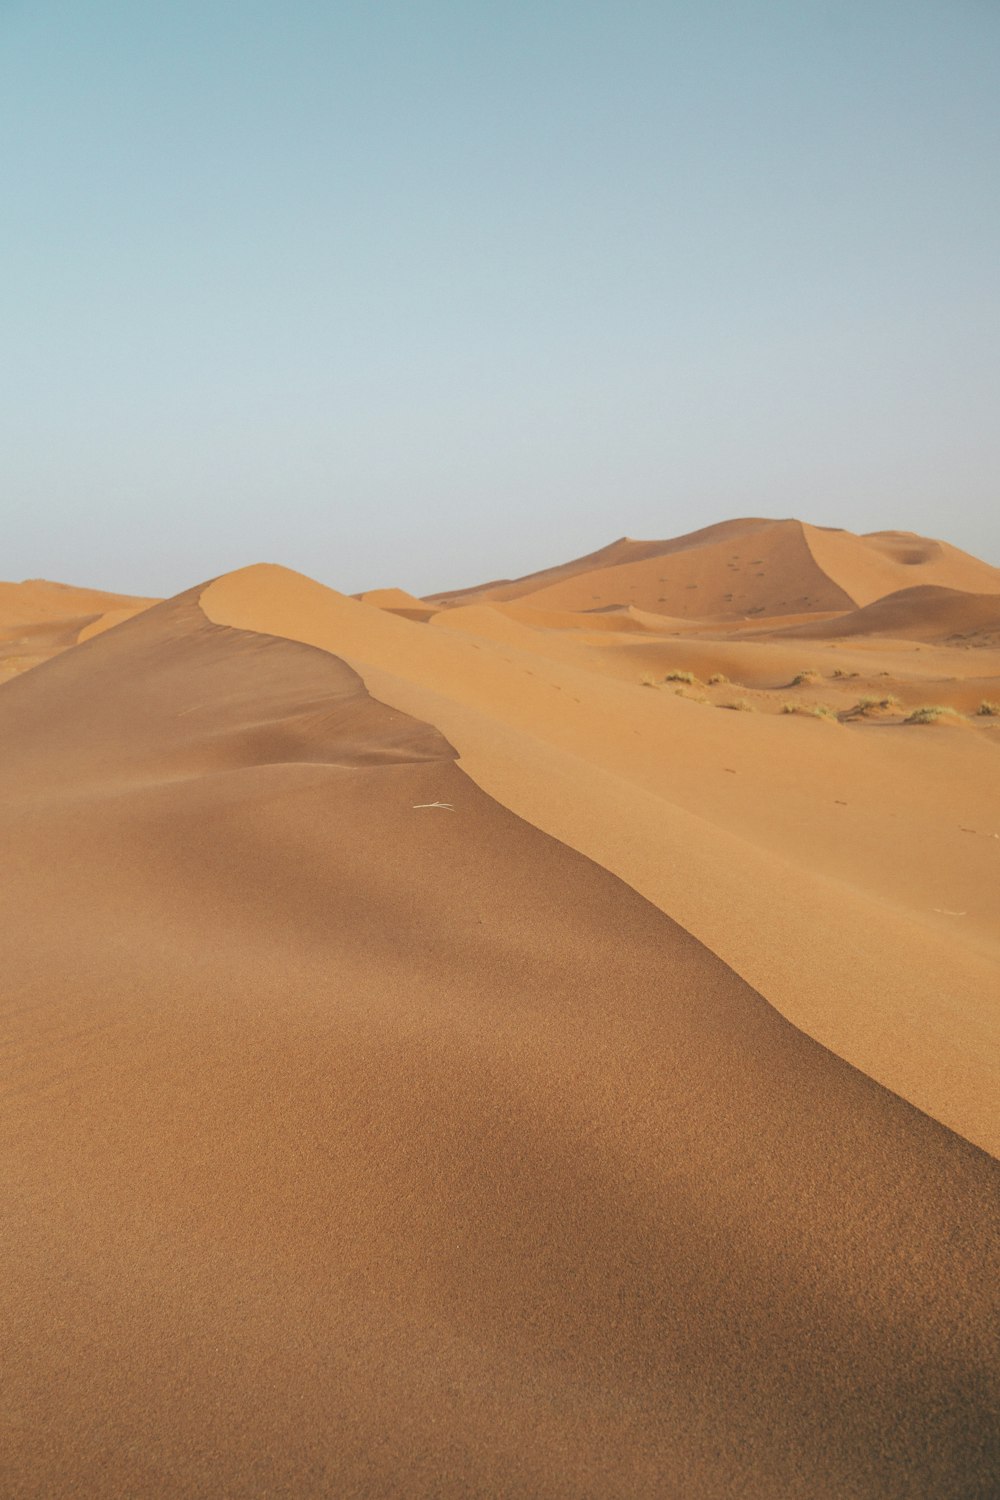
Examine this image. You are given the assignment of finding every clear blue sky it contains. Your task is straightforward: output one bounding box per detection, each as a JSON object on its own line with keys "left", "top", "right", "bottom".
{"left": 3, "top": 1, "right": 998, "bottom": 597}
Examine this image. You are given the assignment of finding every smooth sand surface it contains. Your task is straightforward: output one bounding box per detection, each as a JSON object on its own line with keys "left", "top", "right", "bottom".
{"left": 4, "top": 523, "right": 1000, "bottom": 1497}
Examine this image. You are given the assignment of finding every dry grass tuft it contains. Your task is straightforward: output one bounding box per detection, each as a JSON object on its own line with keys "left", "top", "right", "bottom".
{"left": 850, "top": 695, "right": 901, "bottom": 717}
{"left": 782, "top": 703, "right": 839, "bottom": 721}
{"left": 708, "top": 672, "right": 728, "bottom": 685}
{"left": 976, "top": 700, "right": 1000, "bottom": 716}
{"left": 664, "top": 670, "right": 696, "bottom": 684}
{"left": 789, "top": 669, "right": 822, "bottom": 687}
{"left": 904, "top": 705, "right": 960, "bottom": 725}
{"left": 720, "top": 698, "right": 756, "bottom": 713}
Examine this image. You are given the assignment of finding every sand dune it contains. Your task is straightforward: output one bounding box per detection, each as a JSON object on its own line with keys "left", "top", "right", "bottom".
{"left": 4, "top": 581, "right": 998, "bottom": 1498}
{"left": 804, "top": 525, "right": 1000, "bottom": 607}
{"left": 434, "top": 518, "right": 857, "bottom": 618}
{"left": 354, "top": 586, "right": 440, "bottom": 622}
{"left": 0, "top": 577, "right": 155, "bottom": 681}
{"left": 4, "top": 519, "right": 1000, "bottom": 1497}
{"left": 774, "top": 583, "right": 1000, "bottom": 645}
{"left": 429, "top": 517, "right": 1000, "bottom": 622}
{"left": 0, "top": 576, "right": 153, "bottom": 627}
{"left": 202, "top": 563, "right": 1000, "bottom": 1154}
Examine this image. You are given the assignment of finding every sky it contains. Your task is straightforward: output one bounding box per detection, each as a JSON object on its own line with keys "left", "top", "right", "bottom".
{"left": 2, "top": 0, "right": 998, "bottom": 597}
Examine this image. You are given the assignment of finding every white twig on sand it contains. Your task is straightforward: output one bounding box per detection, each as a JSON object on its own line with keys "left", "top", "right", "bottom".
{"left": 412, "top": 801, "right": 454, "bottom": 811}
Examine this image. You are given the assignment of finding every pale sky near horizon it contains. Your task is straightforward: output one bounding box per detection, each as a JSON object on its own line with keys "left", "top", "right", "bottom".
{"left": 2, "top": 1, "right": 998, "bottom": 598}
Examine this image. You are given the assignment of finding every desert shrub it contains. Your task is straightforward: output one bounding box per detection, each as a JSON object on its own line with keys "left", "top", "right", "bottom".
{"left": 976, "top": 700, "right": 1000, "bottom": 716}
{"left": 664, "top": 670, "right": 695, "bottom": 684}
{"left": 790, "top": 669, "right": 822, "bottom": 686}
{"left": 640, "top": 673, "right": 659, "bottom": 687}
{"left": 852, "top": 695, "right": 901, "bottom": 716}
{"left": 720, "top": 698, "right": 755, "bottom": 712}
{"left": 904, "top": 705, "right": 958, "bottom": 725}
{"left": 708, "top": 672, "right": 728, "bottom": 685}
{"left": 783, "top": 703, "right": 838, "bottom": 721}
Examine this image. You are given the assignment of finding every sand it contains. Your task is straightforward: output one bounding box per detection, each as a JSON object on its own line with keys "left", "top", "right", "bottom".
{"left": 3, "top": 521, "right": 999, "bottom": 1497}
{"left": 430, "top": 517, "right": 1000, "bottom": 619}
{"left": 202, "top": 562, "right": 1000, "bottom": 1154}
{"left": 0, "top": 577, "right": 155, "bottom": 683}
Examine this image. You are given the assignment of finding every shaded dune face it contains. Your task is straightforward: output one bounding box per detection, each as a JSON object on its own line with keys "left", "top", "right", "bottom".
{"left": 2, "top": 591, "right": 998, "bottom": 1499}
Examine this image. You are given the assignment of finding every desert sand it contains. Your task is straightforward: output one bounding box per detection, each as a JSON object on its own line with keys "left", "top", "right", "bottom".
{"left": 3, "top": 518, "right": 999, "bottom": 1497}
{"left": 0, "top": 577, "right": 155, "bottom": 684}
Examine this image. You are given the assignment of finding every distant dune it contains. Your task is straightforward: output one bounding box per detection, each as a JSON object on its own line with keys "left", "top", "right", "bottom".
{"left": 3, "top": 521, "right": 999, "bottom": 1497}
{"left": 353, "top": 586, "right": 440, "bottom": 622}
{"left": 0, "top": 576, "right": 155, "bottom": 682}
{"left": 0, "top": 576, "right": 155, "bottom": 627}
{"left": 773, "top": 583, "right": 1000, "bottom": 645}
{"left": 429, "top": 517, "right": 1000, "bottom": 621}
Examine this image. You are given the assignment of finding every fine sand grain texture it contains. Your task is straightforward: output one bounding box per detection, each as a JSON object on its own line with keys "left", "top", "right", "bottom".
{"left": 4, "top": 578, "right": 999, "bottom": 1498}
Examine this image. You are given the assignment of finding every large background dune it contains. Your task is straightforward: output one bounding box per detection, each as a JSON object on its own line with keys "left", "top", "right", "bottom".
{"left": 429, "top": 518, "right": 1000, "bottom": 621}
